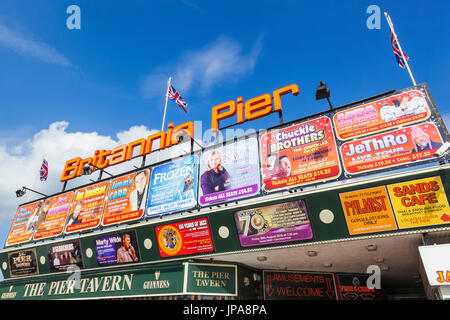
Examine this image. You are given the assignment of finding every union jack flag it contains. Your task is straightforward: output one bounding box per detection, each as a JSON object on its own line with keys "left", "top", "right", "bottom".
{"left": 391, "top": 31, "right": 409, "bottom": 69}
{"left": 40, "top": 159, "right": 48, "bottom": 181}
{"left": 167, "top": 85, "right": 188, "bottom": 113}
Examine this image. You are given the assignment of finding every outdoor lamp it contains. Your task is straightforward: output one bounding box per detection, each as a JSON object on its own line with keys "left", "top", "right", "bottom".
{"left": 15, "top": 188, "right": 26, "bottom": 197}
{"left": 82, "top": 163, "right": 113, "bottom": 177}
{"left": 15, "top": 186, "right": 47, "bottom": 198}
{"left": 315, "top": 81, "right": 332, "bottom": 108}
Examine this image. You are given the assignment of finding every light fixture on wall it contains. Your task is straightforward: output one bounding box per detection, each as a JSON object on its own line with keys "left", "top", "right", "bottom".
{"left": 15, "top": 186, "right": 47, "bottom": 198}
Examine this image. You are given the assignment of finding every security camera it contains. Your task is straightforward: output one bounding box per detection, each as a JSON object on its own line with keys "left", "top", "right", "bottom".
{"left": 433, "top": 142, "right": 450, "bottom": 158}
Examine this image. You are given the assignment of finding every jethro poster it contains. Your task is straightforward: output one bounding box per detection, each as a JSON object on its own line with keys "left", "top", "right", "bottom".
{"left": 5, "top": 200, "right": 43, "bottom": 247}
{"left": 340, "top": 122, "right": 445, "bottom": 175}
{"left": 198, "top": 137, "right": 260, "bottom": 206}
{"left": 102, "top": 169, "right": 150, "bottom": 226}
{"left": 259, "top": 116, "right": 341, "bottom": 191}
{"left": 333, "top": 88, "right": 431, "bottom": 140}
{"left": 33, "top": 191, "right": 74, "bottom": 241}
{"left": 146, "top": 155, "right": 198, "bottom": 217}
{"left": 155, "top": 217, "right": 214, "bottom": 258}
{"left": 64, "top": 181, "right": 109, "bottom": 234}
{"left": 234, "top": 199, "right": 313, "bottom": 247}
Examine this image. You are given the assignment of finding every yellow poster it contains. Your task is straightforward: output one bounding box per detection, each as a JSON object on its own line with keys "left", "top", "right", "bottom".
{"left": 339, "top": 186, "right": 398, "bottom": 235}
{"left": 387, "top": 176, "right": 450, "bottom": 229}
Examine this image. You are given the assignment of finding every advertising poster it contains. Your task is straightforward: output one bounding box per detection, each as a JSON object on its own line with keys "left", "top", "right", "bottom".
{"left": 102, "top": 169, "right": 150, "bottom": 226}
{"left": 339, "top": 186, "right": 398, "bottom": 235}
{"left": 418, "top": 244, "right": 450, "bottom": 286}
{"left": 234, "top": 199, "right": 313, "bottom": 247}
{"left": 155, "top": 217, "right": 214, "bottom": 258}
{"left": 263, "top": 271, "right": 337, "bottom": 300}
{"left": 387, "top": 176, "right": 450, "bottom": 229}
{"left": 337, "top": 274, "right": 384, "bottom": 300}
{"left": 33, "top": 191, "right": 75, "bottom": 241}
{"left": 259, "top": 116, "right": 341, "bottom": 191}
{"left": 95, "top": 231, "right": 140, "bottom": 266}
{"left": 8, "top": 249, "right": 39, "bottom": 277}
{"left": 147, "top": 155, "right": 198, "bottom": 217}
{"left": 46, "top": 240, "right": 84, "bottom": 272}
{"left": 340, "top": 122, "right": 445, "bottom": 175}
{"left": 65, "top": 181, "right": 109, "bottom": 234}
{"left": 5, "top": 200, "right": 43, "bottom": 247}
{"left": 198, "top": 137, "right": 260, "bottom": 206}
{"left": 333, "top": 89, "right": 431, "bottom": 140}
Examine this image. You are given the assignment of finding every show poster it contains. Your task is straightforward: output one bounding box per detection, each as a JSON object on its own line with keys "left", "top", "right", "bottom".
{"left": 33, "top": 191, "right": 75, "bottom": 241}
{"left": 387, "top": 176, "right": 450, "bottom": 229}
{"left": 147, "top": 155, "right": 198, "bottom": 217}
{"left": 8, "top": 249, "right": 39, "bottom": 277}
{"left": 5, "top": 200, "right": 43, "bottom": 247}
{"left": 234, "top": 199, "right": 313, "bottom": 247}
{"left": 340, "top": 123, "right": 445, "bottom": 175}
{"left": 259, "top": 116, "right": 341, "bottom": 191}
{"left": 339, "top": 186, "right": 398, "bottom": 235}
{"left": 95, "top": 231, "right": 140, "bottom": 266}
{"left": 46, "top": 240, "right": 84, "bottom": 272}
{"left": 155, "top": 217, "right": 214, "bottom": 258}
{"left": 333, "top": 89, "right": 431, "bottom": 140}
{"left": 65, "top": 181, "right": 109, "bottom": 234}
{"left": 102, "top": 169, "right": 150, "bottom": 226}
{"left": 198, "top": 137, "right": 260, "bottom": 206}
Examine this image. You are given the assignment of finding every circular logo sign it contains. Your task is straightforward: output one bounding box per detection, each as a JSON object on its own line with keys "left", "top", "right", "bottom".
{"left": 157, "top": 225, "right": 182, "bottom": 256}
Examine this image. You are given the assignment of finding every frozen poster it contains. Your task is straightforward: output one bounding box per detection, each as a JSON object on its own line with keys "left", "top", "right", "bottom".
{"left": 199, "top": 137, "right": 260, "bottom": 206}
{"left": 147, "top": 155, "right": 199, "bottom": 217}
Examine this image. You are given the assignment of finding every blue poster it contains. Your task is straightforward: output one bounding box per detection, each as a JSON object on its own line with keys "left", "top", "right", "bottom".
{"left": 199, "top": 137, "right": 260, "bottom": 206}
{"left": 146, "top": 155, "right": 199, "bottom": 217}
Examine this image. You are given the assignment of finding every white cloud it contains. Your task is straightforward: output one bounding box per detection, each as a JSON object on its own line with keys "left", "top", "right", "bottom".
{"left": 0, "top": 20, "right": 72, "bottom": 67}
{"left": 141, "top": 35, "right": 263, "bottom": 99}
{"left": 0, "top": 121, "right": 158, "bottom": 225}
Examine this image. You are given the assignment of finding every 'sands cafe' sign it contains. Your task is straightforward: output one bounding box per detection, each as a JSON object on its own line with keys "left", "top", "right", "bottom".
{"left": 60, "top": 84, "right": 300, "bottom": 182}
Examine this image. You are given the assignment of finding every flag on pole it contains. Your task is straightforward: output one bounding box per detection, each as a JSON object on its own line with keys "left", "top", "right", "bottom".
{"left": 167, "top": 85, "right": 188, "bottom": 113}
{"left": 390, "top": 31, "right": 409, "bottom": 69}
{"left": 40, "top": 159, "right": 48, "bottom": 181}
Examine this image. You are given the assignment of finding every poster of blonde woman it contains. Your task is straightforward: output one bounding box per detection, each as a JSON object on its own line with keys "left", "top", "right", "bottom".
{"left": 199, "top": 137, "right": 260, "bottom": 206}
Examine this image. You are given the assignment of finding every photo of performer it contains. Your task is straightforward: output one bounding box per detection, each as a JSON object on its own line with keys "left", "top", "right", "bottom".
{"left": 26, "top": 202, "right": 42, "bottom": 233}
{"left": 66, "top": 200, "right": 83, "bottom": 226}
{"left": 410, "top": 125, "right": 442, "bottom": 153}
{"left": 200, "top": 150, "right": 231, "bottom": 195}
{"left": 130, "top": 170, "right": 148, "bottom": 212}
{"left": 263, "top": 153, "right": 279, "bottom": 178}
{"left": 37, "top": 199, "right": 51, "bottom": 228}
{"left": 116, "top": 233, "right": 138, "bottom": 263}
{"left": 277, "top": 155, "right": 292, "bottom": 178}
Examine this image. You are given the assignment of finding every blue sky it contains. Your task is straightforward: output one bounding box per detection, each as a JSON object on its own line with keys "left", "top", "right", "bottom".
{"left": 0, "top": 0, "right": 448, "bottom": 274}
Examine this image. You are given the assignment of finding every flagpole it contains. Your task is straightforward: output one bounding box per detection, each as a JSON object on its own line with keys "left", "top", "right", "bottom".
{"left": 161, "top": 77, "right": 172, "bottom": 131}
{"left": 384, "top": 12, "right": 417, "bottom": 86}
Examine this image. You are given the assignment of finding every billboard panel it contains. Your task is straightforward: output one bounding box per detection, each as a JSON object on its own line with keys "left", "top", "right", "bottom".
{"left": 198, "top": 137, "right": 260, "bottom": 206}
{"left": 387, "top": 176, "right": 450, "bottom": 229}
{"left": 146, "top": 155, "right": 198, "bottom": 217}
{"left": 340, "top": 122, "right": 444, "bottom": 175}
{"left": 339, "top": 186, "right": 398, "bottom": 235}
{"left": 33, "top": 191, "right": 74, "bottom": 241}
{"left": 46, "top": 240, "right": 84, "bottom": 272}
{"left": 8, "top": 249, "right": 39, "bottom": 277}
{"left": 260, "top": 116, "right": 341, "bottom": 191}
{"left": 5, "top": 200, "right": 43, "bottom": 247}
{"left": 234, "top": 199, "right": 313, "bottom": 247}
{"left": 333, "top": 89, "right": 431, "bottom": 140}
{"left": 95, "top": 230, "right": 140, "bottom": 266}
{"left": 155, "top": 217, "right": 214, "bottom": 258}
{"left": 64, "top": 181, "right": 109, "bottom": 234}
{"left": 102, "top": 169, "right": 150, "bottom": 226}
